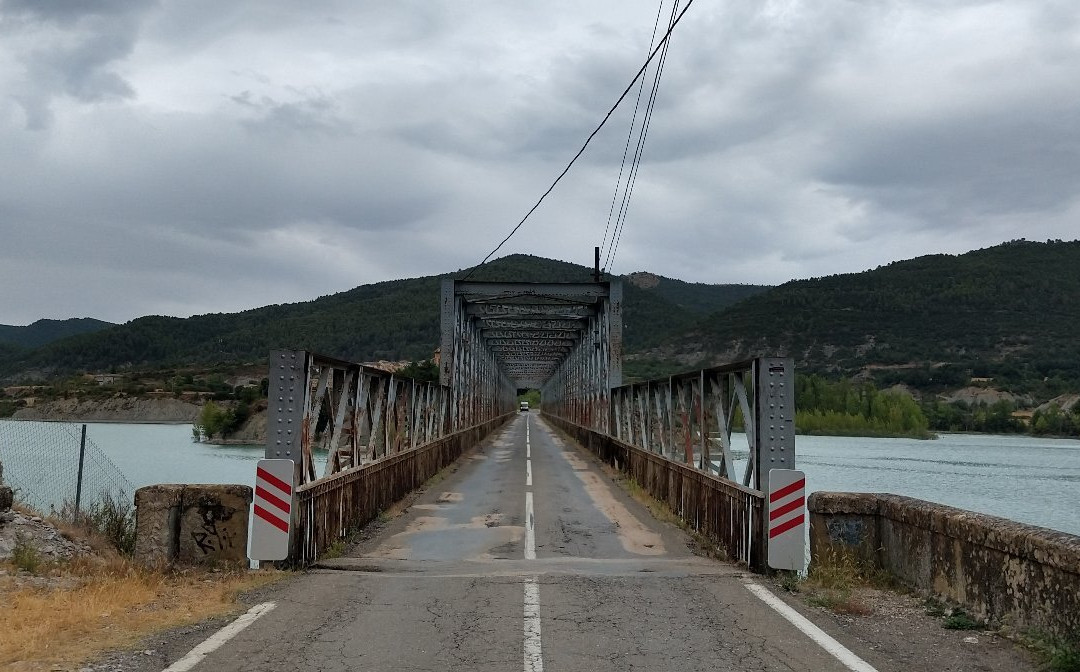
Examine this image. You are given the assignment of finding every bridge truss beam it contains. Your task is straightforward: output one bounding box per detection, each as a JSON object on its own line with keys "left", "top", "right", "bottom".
{"left": 266, "top": 351, "right": 468, "bottom": 487}
{"left": 605, "top": 357, "right": 794, "bottom": 493}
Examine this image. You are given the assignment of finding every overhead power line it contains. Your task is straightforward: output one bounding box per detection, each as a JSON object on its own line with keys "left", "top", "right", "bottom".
{"left": 461, "top": 0, "right": 698, "bottom": 281}
{"left": 605, "top": 0, "right": 679, "bottom": 274}
{"left": 598, "top": 0, "right": 670, "bottom": 267}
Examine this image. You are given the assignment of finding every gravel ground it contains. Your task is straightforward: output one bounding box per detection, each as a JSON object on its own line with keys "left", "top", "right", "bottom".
{"left": 773, "top": 580, "right": 1043, "bottom": 671}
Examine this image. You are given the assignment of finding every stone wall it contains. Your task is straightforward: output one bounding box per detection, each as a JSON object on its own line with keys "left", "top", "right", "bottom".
{"left": 809, "top": 492, "right": 1080, "bottom": 642}
{"left": 134, "top": 484, "right": 252, "bottom": 566}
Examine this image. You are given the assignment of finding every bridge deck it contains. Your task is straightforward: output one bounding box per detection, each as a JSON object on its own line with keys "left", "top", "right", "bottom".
{"left": 183, "top": 415, "right": 876, "bottom": 670}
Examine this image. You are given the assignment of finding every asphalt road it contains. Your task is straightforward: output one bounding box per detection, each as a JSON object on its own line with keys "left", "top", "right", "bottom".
{"left": 167, "top": 414, "right": 869, "bottom": 672}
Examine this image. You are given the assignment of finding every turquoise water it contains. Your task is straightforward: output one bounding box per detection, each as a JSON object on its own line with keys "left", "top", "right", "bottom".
{"left": 0, "top": 420, "right": 325, "bottom": 514}
{"left": 2, "top": 420, "right": 1078, "bottom": 537}
{"left": 795, "top": 433, "right": 1080, "bottom": 536}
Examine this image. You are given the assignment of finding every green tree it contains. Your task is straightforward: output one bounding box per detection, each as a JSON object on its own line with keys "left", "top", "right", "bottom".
{"left": 194, "top": 401, "right": 230, "bottom": 440}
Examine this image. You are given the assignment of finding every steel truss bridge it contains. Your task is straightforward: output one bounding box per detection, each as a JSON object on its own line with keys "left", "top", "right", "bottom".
{"left": 264, "top": 280, "right": 794, "bottom": 566}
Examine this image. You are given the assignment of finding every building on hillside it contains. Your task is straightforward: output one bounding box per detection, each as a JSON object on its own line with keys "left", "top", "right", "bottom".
{"left": 1010, "top": 410, "right": 1034, "bottom": 426}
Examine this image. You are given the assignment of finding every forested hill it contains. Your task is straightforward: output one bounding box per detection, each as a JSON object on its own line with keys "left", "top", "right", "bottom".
{"left": 0, "top": 318, "right": 114, "bottom": 349}
{"left": 625, "top": 271, "right": 769, "bottom": 314}
{"left": 0, "top": 255, "right": 763, "bottom": 380}
{"left": 670, "top": 239, "right": 1080, "bottom": 391}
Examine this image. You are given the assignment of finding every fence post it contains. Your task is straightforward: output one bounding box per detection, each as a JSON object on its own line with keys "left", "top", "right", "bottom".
{"left": 75, "top": 424, "right": 88, "bottom": 520}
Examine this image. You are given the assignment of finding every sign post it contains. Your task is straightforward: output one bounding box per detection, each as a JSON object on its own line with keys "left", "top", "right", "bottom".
{"left": 767, "top": 469, "right": 806, "bottom": 571}
{"left": 250, "top": 459, "right": 294, "bottom": 561}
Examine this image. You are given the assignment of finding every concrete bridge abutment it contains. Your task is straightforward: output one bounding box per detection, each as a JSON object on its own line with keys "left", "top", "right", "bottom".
{"left": 134, "top": 483, "right": 252, "bottom": 567}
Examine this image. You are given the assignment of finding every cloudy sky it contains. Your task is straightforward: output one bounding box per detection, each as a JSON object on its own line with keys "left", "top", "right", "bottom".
{"left": 1, "top": 0, "right": 1078, "bottom": 326}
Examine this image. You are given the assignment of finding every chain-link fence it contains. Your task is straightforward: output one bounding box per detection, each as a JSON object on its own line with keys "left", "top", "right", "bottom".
{"left": 0, "top": 419, "right": 134, "bottom": 519}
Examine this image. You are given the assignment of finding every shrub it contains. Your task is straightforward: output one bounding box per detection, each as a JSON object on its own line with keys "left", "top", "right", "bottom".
{"left": 11, "top": 534, "right": 41, "bottom": 574}
{"left": 84, "top": 491, "right": 137, "bottom": 556}
{"left": 942, "top": 608, "right": 984, "bottom": 630}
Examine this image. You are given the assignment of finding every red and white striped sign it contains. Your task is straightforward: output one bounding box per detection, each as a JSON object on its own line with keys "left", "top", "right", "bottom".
{"left": 250, "top": 459, "right": 294, "bottom": 561}
{"left": 767, "top": 469, "right": 806, "bottom": 571}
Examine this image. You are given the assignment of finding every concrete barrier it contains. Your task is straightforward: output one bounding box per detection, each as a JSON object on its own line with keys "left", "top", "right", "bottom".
{"left": 808, "top": 492, "right": 1080, "bottom": 642}
{"left": 134, "top": 484, "right": 252, "bottom": 566}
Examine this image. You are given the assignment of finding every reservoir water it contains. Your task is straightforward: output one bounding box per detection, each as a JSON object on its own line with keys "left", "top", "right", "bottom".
{"left": 1, "top": 419, "right": 1078, "bottom": 537}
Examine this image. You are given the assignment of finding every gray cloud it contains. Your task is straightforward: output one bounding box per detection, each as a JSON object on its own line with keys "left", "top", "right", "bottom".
{"left": 1, "top": 0, "right": 1079, "bottom": 325}
{"left": 3, "top": 0, "right": 153, "bottom": 128}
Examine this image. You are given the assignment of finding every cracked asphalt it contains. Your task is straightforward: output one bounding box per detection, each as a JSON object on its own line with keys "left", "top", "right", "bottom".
{"left": 123, "top": 414, "right": 920, "bottom": 671}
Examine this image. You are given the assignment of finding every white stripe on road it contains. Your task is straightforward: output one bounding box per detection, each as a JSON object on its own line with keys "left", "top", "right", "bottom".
{"left": 162, "top": 602, "right": 276, "bottom": 672}
{"left": 524, "top": 578, "right": 544, "bottom": 672}
{"left": 525, "top": 491, "right": 536, "bottom": 560}
{"left": 743, "top": 583, "right": 878, "bottom": 672}
{"left": 523, "top": 416, "right": 542, "bottom": 671}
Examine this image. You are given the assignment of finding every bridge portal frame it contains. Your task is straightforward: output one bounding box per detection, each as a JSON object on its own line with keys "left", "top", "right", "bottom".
{"left": 440, "top": 279, "right": 622, "bottom": 402}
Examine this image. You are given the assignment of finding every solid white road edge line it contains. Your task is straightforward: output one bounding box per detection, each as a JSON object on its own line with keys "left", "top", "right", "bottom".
{"left": 162, "top": 602, "right": 276, "bottom": 672}
{"left": 524, "top": 578, "right": 544, "bottom": 672}
{"left": 743, "top": 583, "right": 878, "bottom": 672}
{"left": 525, "top": 491, "right": 536, "bottom": 560}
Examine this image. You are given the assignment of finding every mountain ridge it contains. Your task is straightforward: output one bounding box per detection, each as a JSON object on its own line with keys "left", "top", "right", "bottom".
{"left": 3, "top": 241, "right": 1078, "bottom": 397}
{"left": 0, "top": 318, "right": 115, "bottom": 350}
{"left": 661, "top": 239, "right": 1080, "bottom": 394}
{"left": 0, "top": 255, "right": 765, "bottom": 381}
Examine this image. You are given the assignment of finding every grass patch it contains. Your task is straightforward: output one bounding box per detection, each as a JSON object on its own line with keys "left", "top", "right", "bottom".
{"left": 1021, "top": 631, "right": 1080, "bottom": 672}
{"left": 923, "top": 596, "right": 947, "bottom": 617}
{"left": 776, "top": 570, "right": 801, "bottom": 594}
{"left": 322, "top": 539, "right": 347, "bottom": 559}
{"left": 53, "top": 490, "right": 138, "bottom": 556}
{"left": 2, "top": 505, "right": 287, "bottom": 669}
{"left": 0, "top": 554, "right": 284, "bottom": 669}
{"left": 942, "top": 607, "right": 985, "bottom": 630}
{"left": 83, "top": 491, "right": 137, "bottom": 555}
{"left": 799, "top": 547, "right": 882, "bottom": 616}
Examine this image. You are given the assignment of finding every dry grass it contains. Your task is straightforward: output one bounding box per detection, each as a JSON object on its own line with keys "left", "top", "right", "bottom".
{"left": 0, "top": 553, "right": 284, "bottom": 671}
{"left": 799, "top": 546, "right": 887, "bottom": 616}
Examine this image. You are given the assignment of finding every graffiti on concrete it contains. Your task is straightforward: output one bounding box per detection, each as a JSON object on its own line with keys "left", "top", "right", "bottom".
{"left": 190, "top": 500, "right": 238, "bottom": 554}
{"left": 826, "top": 517, "right": 866, "bottom": 546}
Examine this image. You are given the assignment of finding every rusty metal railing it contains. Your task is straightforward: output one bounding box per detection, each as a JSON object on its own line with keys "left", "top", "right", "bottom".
{"left": 608, "top": 358, "right": 794, "bottom": 493}
{"left": 542, "top": 357, "right": 795, "bottom": 569}
{"left": 291, "top": 416, "right": 510, "bottom": 564}
{"left": 266, "top": 350, "right": 515, "bottom": 563}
